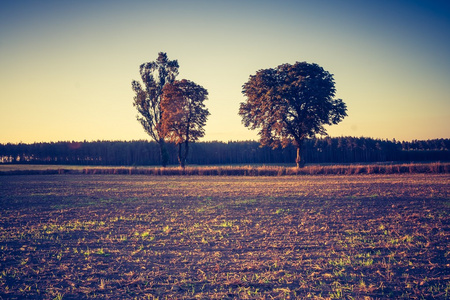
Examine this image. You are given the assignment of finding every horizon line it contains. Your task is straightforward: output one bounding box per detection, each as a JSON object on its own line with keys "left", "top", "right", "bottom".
{"left": 1, "top": 135, "right": 449, "bottom": 145}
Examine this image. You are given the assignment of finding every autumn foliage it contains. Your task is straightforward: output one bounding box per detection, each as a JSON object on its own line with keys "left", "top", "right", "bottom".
{"left": 132, "top": 53, "right": 209, "bottom": 168}
{"left": 161, "top": 79, "right": 210, "bottom": 168}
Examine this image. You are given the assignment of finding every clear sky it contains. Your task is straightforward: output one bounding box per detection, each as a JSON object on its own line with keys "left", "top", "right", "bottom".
{"left": 1, "top": 0, "right": 449, "bottom": 144}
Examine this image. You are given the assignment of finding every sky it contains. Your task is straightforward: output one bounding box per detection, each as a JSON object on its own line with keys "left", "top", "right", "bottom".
{"left": 1, "top": 0, "right": 449, "bottom": 144}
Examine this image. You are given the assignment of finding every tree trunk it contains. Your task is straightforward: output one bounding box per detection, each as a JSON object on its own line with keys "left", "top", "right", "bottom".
{"left": 178, "top": 143, "right": 185, "bottom": 169}
{"left": 184, "top": 140, "right": 189, "bottom": 167}
{"left": 177, "top": 141, "right": 189, "bottom": 169}
{"left": 158, "top": 139, "right": 169, "bottom": 167}
{"left": 295, "top": 141, "right": 305, "bottom": 168}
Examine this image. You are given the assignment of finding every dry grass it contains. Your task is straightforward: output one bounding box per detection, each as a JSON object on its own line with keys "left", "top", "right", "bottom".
{"left": 1, "top": 162, "right": 448, "bottom": 176}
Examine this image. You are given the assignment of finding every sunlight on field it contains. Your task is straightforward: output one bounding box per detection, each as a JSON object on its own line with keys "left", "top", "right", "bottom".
{"left": 0, "top": 174, "right": 449, "bottom": 298}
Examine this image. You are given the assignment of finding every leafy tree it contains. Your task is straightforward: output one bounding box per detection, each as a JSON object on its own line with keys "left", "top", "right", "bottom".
{"left": 131, "top": 52, "right": 179, "bottom": 167}
{"left": 161, "top": 79, "right": 209, "bottom": 168}
{"left": 239, "top": 62, "right": 347, "bottom": 167}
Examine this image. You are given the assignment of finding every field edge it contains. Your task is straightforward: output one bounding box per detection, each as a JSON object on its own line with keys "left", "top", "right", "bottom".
{"left": 0, "top": 162, "right": 449, "bottom": 176}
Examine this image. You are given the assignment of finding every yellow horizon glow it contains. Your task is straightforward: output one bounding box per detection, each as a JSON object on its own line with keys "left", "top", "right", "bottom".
{"left": 1, "top": 1, "right": 449, "bottom": 144}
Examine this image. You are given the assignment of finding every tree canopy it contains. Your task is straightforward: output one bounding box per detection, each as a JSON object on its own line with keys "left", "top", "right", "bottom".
{"left": 131, "top": 52, "right": 179, "bottom": 166}
{"left": 161, "top": 79, "right": 209, "bottom": 167}
{"left": 239, "top": 62, "right": 347, "bottom": 167}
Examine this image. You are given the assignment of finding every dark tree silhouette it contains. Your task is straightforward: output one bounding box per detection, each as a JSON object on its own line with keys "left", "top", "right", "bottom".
{"left": 1, "top": 138, "right": 449, "bottom": 166}
{"left": 239, "top": 62, "right": 347, "bottom": 167}
{"left": 161, "top": 79, "right": 209, "bottom": 168}
{"left": 131, "top": 52, "right": 179, "bottom": 167}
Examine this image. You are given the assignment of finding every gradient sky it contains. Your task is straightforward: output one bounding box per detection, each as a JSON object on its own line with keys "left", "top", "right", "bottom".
{"left": 1, "top": 0, "right": 449, "bottom": 144}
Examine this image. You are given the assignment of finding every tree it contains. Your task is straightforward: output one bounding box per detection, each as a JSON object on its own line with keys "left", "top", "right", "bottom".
{"left": 239, "top": 62, "right": 347, "bottom": 167}
{"left": 161, "top": 79, "right": 209, "bottom": 168}
{"left": 131, "top": 52, "right": 179, "bottom": 167}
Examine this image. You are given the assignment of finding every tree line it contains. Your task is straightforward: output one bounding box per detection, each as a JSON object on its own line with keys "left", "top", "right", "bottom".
{"left": 1, "top": 137, "right": 448, "bottom": 166}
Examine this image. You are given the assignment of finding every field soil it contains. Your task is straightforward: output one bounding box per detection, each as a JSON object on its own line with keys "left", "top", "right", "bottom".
{"left": 0, "top": 174, "right": 449, "bottom": 299}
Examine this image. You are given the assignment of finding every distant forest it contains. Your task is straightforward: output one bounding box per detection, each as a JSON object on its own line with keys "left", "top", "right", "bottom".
{"left": 1, "top": 137, "right": 449, "bottom": 166}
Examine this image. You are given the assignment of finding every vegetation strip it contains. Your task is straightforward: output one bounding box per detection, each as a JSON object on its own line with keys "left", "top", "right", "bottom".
{"left": 0, "top": 162, "right": 449, "bottom": 176}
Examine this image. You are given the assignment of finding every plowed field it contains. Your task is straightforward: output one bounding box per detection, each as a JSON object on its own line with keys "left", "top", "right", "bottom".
{"left": 0, "top": 174, "right": 449, "bottom": 299}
